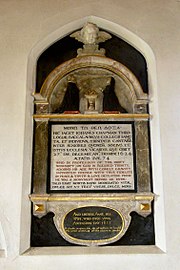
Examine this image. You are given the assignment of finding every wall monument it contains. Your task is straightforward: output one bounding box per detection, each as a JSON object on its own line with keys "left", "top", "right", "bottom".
{"left": 30, "top": 23, "right": 154, "bottom": 246}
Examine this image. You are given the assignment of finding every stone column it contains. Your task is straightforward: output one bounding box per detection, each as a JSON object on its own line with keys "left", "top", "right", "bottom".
{"left": 32, "top": 119, "right": 49, "bottom": 194}
{"left": 135, "top": 120, "right": 151, "bottom": 192}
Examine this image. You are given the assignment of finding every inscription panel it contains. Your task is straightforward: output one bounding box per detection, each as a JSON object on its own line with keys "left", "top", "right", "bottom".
{"left": 63, "top": 206, "right": 124, "bottom": 242}
{"left": 50, "top": 122, "right": 136, "bottom": 192}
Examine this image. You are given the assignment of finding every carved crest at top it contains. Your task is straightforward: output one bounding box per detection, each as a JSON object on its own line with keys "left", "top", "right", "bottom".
{"left": 70, "top": 22, "right": 112, "bottom": 56}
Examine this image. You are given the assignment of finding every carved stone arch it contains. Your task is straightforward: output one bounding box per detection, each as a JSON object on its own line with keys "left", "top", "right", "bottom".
{"left": 34, "top": 55, "right": 148, "bottom": 114}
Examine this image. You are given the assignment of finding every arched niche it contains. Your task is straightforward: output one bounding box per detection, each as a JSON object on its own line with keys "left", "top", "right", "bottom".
{"left": 30, "top": 22, "right": 155, "bottom": 247}
{"left": 20, "top": 17, "right": 165, "bottom": 253}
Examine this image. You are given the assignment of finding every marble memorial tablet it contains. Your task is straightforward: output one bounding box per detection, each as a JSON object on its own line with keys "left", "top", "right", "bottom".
{"left": 50, "top": 122, "right": 136, "bottom": 192}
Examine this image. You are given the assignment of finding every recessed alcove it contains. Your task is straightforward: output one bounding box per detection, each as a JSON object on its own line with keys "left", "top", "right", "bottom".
{"left": 31, "top": 28, "right": 155, "bottom": 247}
{"left": 21, "top": 16, "right": 165, "bottom": 255}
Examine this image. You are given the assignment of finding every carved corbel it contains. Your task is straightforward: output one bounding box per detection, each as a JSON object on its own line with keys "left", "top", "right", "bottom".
{"left": 32, "top": 93, "right": 49, "bottom": 114}
{"left": 133, "top": 99, "right": 149, "bottom": 114}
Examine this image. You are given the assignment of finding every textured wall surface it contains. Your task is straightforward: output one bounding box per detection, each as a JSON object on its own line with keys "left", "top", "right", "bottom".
{"left": 0, "top": 0, "right": 180, "bottom": 269}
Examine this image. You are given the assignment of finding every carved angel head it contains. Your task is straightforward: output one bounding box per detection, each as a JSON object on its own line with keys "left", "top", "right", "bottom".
{"left": 81, "top": 23, "right": 99, "bottom": 44}
{"left": 70, "top": 22, "right": 111, "bottom": 45}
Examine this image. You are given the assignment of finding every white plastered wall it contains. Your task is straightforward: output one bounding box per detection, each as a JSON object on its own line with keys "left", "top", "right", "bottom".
{"left": 0, "top": 1, "right": 179, "bottom": 269}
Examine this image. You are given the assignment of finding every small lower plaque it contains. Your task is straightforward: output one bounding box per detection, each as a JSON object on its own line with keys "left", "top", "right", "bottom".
{"left": 62, "top": 206, "right": 124, "bottom": 243}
